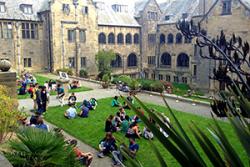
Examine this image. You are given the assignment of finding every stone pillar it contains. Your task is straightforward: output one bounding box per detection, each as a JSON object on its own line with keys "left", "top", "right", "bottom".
{"left": 0, "top": 72, "right": 17, "bottom": 98}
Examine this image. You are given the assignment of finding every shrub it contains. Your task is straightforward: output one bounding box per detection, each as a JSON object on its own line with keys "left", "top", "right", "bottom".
{"left": 56, "top": 68, "right": 73, "bottom": 76}
{"left": 0, "top": 85, "right": 20, "bottom": 144}
{"left": 150, "top": 81, "right": 164, "bottom": 93}
{"left": 79, "top": 69, "right": 88, "bottom": 78}
{"left": 4, "top": 127, "right": 80, "bottom": 167}
{"left": 138, "top": 79, "right": 155, "bottom": 91}
{"left": 102, "top": 74, "right": 111, "bottom": 83}
{"left": 118, "top": 75, "right": 132, "bottom": 85}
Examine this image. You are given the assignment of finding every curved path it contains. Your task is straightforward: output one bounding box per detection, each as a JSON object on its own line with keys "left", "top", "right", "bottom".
{"left": 18, "top": 74, "right": 212, "bottom": 167}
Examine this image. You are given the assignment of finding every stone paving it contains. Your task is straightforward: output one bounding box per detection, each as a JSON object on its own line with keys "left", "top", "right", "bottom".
{"left": 18, "top": 74, "right": 213, "bottom": 167}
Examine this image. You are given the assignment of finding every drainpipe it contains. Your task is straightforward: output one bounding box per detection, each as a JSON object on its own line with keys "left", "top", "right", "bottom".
{"left": 15, "top": 22, "right": 21, "bottom": 75}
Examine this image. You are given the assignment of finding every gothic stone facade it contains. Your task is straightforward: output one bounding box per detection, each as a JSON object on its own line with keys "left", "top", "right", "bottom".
{"left": 0, "top": 0, "right": 249, "bottom": 91}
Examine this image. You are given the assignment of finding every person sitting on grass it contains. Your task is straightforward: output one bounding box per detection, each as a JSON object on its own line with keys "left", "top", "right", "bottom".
{"left": 112, "top": 112, "right": 122, "bottom": 130}
{"left": 119, "top": 107, "right": 126, "bottom": 121}
{"left": 68, "top": 93, "right": 77, "bottom": 106}
{"left": 69, "top": 139, "right": 93, "bottom": 167}
{"left": 79, "top": 104, "right": 89, "bottom": 118}
{"left": 111, "top": 96, "right": 120, "bottom": 107}
{"left": 143, "top": 127, "right": 154, "bottom": 140}
{"left": 30, "top": 112, "right": 40, "bottom": 125}
{"left": 105, "top": 115, "right": 117, "bottom": 132}
{"left": 35, "top": 117, "right": 49, "bottom": 132}
{"left": 64, "top": 104, "right": 77, "bottom": 119}
{"left": 98, "top": 132, "right": 117, "bottom": 158}
{"left": 18, "top": 85, "right": 26, "bottom": 95}
{"left": 125, "top": 122, "right": 141, "bottom": 139}
{"left": 121, "top": 115, "right": 130, "bottom": 134}
{"left": 89, "top": 98, "right": 98, "bottom": 110}
{"left": 112, "top": 138, "right": 139, "bottom": 166}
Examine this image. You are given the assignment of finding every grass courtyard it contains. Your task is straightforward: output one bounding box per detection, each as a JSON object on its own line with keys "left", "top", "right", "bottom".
{"left": 17, "top": 74, "right": 92, "bottom": 99}
{"left": 44, "top": 97, "right": 248, "bottom": 167}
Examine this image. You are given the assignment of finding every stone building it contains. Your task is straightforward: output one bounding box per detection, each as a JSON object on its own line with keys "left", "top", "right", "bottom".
{"left": 0, "top": 0, "right": 249, "bottom": 91}
{"left": 95, "top": 1, "right": 141, "bottom": 77}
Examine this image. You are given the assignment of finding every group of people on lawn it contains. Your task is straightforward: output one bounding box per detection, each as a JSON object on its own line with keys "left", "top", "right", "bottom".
{"left": 21, "top": 74, "right": 170, "bottom": 167}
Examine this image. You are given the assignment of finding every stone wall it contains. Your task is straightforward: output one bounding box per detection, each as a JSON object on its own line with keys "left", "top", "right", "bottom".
{"left": 98, "top": 25, "right": 141, "bottom": 76}
{"left": 0, "top": 21, "right": 48, "bottom": 74}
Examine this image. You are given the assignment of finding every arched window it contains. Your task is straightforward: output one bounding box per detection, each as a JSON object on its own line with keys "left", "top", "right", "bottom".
{"left": 111, "top": 54, "right": 122, "bottom": 68}
{"left": 98, "top": 33, "right": 106, "bottom": 44}
{"left": 177, "top": 53, "right": 189, "bottom": 67}
{"left": 160, "top": 34, "right": 165, "bottom": 44}
{"left": 134, "top": 33, "right": 139, "bottom": 44}
{"left": 176, "top": 33, "right": 183, "bottom": 44}
{"left": 167, "top": 33, "right": 174, "bottom": 44}
{"left": 126, "top": 33, "right": 132, "bottom": 44}
{"left": 108, "top": 33, "right": 115, "bottom": 44}
{"left": 161, "top": 52, "right": 171, "bottom": 66}
{"left": 127, "top": 53, "right": 137, "bottom": 67}
{"left": 117, "top": 33, "right": 124, "bottom": 44}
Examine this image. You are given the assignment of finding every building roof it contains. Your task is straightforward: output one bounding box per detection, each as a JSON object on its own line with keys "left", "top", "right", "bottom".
{"left": 238, "top": 0, "right": 250, "bottom": 10}
{"left": 134, "top": 0, "right": 150, "bottom": 17}
{"left": 96, "top": 2, "right": 140, "bottom": 27}
{"left": 159, "top": 0, "right": 200, "bottom": 24}
{"left": 0, "top": 0, "right": 49, "bottom": 21}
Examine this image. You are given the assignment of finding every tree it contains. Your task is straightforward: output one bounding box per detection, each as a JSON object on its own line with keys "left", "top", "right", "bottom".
{"left": 0, "top": 85, "right": 20, "bottom": 144}
{"left": 95, "top": 50, "right": 116, "bottom": 79}
{"left": 4, "top": 127, "right": 80, "bottom": 167}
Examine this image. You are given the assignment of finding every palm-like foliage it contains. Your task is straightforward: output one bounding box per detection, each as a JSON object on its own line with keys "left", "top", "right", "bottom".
{"left": 121, "top": 83, "right": 250, "bottom": 167}
{"left": 4, "top": 127, "right": 80, "bottom": 167}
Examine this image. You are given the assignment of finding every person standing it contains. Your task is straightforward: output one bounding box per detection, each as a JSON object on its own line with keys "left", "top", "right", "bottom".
{"left": 57, "top": 84, "right": 65, "bottom": 107}
{"left": 31, "top": 83, "right": 39, "bottom": 111}
{"left": 40, "top": 86, "right": 48, "bottom": 114}
{"left": 36, "top": 86, "right": 42, "bottom": 114}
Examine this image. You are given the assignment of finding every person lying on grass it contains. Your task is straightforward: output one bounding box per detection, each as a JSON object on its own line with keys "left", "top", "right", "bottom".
{"left": 69, "top": 139, "right": 93, "bottom": 167}
{"left": 112, "top": 138, "right": 140, "bottom": 166}
{"left": 98, "top": 132, "right": 117, "bottom": 158}
{"left": 64, "top": 104, "right": 77, "bottom": 119}
{"left": 111, "top": 96, "right": 121, "bottom": 107}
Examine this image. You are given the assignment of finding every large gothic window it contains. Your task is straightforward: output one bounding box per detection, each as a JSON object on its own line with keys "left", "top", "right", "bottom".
{"left": 134, "top": 33, "right": 139, "bottom": 44}
{"left": 111, "top": 54, "right": 122, "bottom": 68}
{"left": 98, "top": 33, "right": 106, "bottom": 44}
{"left": 177, "top": 53, "right": 189, "bottom": 67}
{"left": 176, "top": 33, "right": 183, "bottom": 44}
{"left": 127, "top": 53, "right": 137, "bottom": 67}
{"left": 161, "top": 52, "right": 171, "bottom": 66}
{"left": 108, "top": 33, "right": 115, "bottom": 44}
{"left": 117, "top": 33, "right": 124, "bottom": 44}
{"left": 167, "top": 33, "right": 174, "bottom": 44}
{"left": 160, "top": 34, "right": 165, "bottom": 44}
{"left": 126, "top": 33, "right": 132, "bottom": 44}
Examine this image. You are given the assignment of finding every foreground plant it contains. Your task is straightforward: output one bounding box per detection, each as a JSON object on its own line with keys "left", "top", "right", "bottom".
{"left": 0, "top": 85, "right": 20, "bottom": 144}
{"left": 121, "top": 93, "right": 249, "bottom": 167}
{"left": 4, "top": 127, "right": 80, "bottom": 167}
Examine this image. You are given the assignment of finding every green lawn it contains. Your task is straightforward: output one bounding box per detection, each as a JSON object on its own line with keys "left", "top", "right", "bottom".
{"left": 44, "top": 97, "right": 248, "bottom": 167}
{"left": 17, "top": 74, "right": 92, "bottom": 99}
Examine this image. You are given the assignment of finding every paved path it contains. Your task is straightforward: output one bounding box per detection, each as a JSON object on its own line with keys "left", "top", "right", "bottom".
{"left": 18, "top": 74, "right": 213, "bottom": 167}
